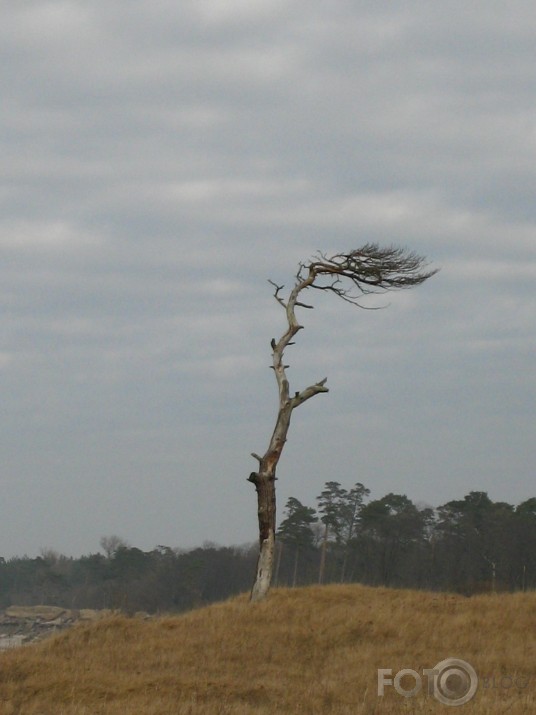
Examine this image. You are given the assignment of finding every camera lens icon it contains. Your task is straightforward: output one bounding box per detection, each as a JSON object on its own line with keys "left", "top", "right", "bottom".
{"left": 432, "top": 658, "right": 478, "bottom": 706}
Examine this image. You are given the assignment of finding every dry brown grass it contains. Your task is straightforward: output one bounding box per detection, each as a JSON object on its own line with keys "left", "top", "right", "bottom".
{"left": 0, "top": 584, "right": 534, "bottom": 714}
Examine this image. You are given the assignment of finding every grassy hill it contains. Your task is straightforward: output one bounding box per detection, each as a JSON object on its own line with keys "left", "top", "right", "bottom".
{"left": 0, "top": 584, "right": 535, "bottom": 714}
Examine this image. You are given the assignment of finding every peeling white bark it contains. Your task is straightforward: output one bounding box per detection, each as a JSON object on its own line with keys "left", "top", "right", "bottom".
{"left": 250, "top": 532, "right": 275, "bottom": 602}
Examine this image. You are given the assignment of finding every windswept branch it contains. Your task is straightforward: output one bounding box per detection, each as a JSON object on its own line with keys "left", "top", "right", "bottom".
{"left": 303, "top": 243, "right": 438, "bottom": 306}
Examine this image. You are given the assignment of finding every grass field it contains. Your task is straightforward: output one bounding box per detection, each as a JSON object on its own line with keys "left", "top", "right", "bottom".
{"left": 0, "top": 584, "right": 534, "bottom": 714}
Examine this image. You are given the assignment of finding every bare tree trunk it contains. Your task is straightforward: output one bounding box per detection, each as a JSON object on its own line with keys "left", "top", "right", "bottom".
{"left": 249, "top": 461, "right": 278, "bottom": 601}
{"left": 249, "top": 274, "right": 328, "bottom": 602}
{"left": 247, "top": 246, "right": 436, "bottom": 601}
{"left": 250, "top": 530, "right": 275, "bottom": 601}
{"left": 249, "top": 407, "right": 292, "bottom": 601}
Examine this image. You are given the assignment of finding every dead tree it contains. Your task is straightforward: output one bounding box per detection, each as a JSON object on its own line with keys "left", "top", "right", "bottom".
{"left": 248, "top": 244, "right": 437, "bottom": 601}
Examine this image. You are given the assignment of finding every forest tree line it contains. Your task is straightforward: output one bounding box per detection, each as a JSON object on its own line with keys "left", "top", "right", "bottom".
{"left": 276, "top": 484, "right": 536, "bottom": 594}
{"left": 0, "top": 486, "right": 535, "bottom": 613}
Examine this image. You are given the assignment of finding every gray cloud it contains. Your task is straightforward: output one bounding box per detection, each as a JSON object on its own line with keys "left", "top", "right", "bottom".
{"left": 1, "top": 1, "right": 535, "bottom": 556}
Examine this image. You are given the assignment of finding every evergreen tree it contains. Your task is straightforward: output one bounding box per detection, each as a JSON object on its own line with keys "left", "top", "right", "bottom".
{"left": 277, "top": 498, "right": 316, "bottom": 586}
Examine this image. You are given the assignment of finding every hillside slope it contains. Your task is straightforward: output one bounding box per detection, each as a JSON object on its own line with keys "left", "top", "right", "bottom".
{"left": 0, "top": 584, "right": 535, "bottom": 714}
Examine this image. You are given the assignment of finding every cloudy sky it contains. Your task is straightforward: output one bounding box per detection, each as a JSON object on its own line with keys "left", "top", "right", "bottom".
{"left": 2, "top": 0, "right": 535, "bottom": 558}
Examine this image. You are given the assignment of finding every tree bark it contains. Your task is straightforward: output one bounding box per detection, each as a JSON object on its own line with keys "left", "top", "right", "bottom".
{"left": 250, "top": 529, "right": 275, "bottom": 601}
{"left": 248, "top": 465, "right": 277, "bottom": 601}
{"left": 249, "top": 274, "right": 328, "bottom": 602}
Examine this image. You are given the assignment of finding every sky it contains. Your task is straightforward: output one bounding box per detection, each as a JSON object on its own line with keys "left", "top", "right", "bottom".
{"left": 1, "top": 0, "right": 535, "bottom": 558}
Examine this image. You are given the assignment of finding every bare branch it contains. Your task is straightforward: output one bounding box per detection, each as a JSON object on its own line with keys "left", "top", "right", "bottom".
{"left": 267, "top": 279, "right": 287, "bottom": 308}
{"left": 290, "top": 378, "right": 329, "bottom": 409}
{"left": 295, "top": 301, "right": 314, "bottom": 309}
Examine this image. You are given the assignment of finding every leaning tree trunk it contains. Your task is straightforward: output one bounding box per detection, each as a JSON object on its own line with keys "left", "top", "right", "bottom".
{"left": 249, "top": 273, "right": 328, "bottom": 602}
{"left": 247, "top": 246, "right": 437, "bottom": 601}
{"left": 248, "top": 407, "right": 291, "bottom": 601}
{"left": 249, "top": 399, "right": 327, "bottom": 600}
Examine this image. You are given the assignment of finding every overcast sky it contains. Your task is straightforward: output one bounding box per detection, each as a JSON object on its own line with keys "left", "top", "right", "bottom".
{"left": 2, "top": 0, "right": 535, "bottom": 558}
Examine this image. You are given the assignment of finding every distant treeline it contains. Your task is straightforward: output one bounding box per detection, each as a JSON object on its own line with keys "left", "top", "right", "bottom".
{"left": 0, "top": 539, "right": 258, "bottom": 614}
{"left": 1, "top": 487, "right": 535, "bottom": 612}
{"left": 276, "top": 485, "right": 536, "bottom": 595}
